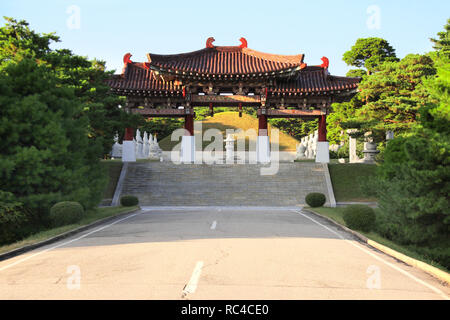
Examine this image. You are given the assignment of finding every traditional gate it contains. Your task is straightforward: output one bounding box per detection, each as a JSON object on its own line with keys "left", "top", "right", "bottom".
{"left": 106, "top": 37, "right": 360, "bottom": 163}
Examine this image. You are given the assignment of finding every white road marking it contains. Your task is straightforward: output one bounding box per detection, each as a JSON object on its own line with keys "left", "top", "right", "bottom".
{"left": 210, "top": 220, "right": 217, "bottom": 230}
{"left": 293, "top": 209, "right": 449, "bottom": 300}
{"left": 0, "top": 212, "right": 142, "bottom": 272}
{"left": 182, "top": 261, "right": 204, "bottom": 296}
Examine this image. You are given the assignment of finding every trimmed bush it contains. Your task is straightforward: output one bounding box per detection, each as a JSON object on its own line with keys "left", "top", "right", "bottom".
{"left": 305, "top": 192, "right": 326, "bottom": 207}
{"left": 343, "top": 204, "right": 376, "bottom": 232}
{"left": 0, "top": 201, "right": 32, "bottom": 245}
{"left": 49, "top": 201, "right": 84, "bottom": 227}
{"left": 120, "top": 195, "right": 139, "bottom": 207}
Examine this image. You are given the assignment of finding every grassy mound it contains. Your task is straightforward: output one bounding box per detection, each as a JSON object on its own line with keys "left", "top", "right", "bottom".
{"left": 158, "top": 112, "right": 300, "bottom": 151}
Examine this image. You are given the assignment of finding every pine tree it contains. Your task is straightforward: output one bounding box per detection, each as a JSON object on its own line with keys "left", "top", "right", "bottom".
{"left": 0, "top": 17, "right": 134, "bottom": 223}
{"left": 373, "top": 22, "right": 450, "bottom": 267}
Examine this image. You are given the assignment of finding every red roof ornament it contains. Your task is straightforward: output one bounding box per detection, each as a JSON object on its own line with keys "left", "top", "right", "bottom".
{"left": 206, "top": 37, "right": 215, "bottom": 48}
{"left": 143, "top": 62, "right": 150, "bottom": 70}
{"left": 239, "top": 37, "right": 248, "bottom": 48}
{"left": 320, "top": 56, "right": 329, "bottom": 69}
{"left": 300, "top": 63, "right": 307, "bottom": 69}
{"left": 123, "top": 53, "right": 133, "bottom": 65}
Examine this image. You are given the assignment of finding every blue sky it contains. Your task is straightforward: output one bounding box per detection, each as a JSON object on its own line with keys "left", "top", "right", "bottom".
{"left": 1, "top": 0, "right": 449, "bottom": 76}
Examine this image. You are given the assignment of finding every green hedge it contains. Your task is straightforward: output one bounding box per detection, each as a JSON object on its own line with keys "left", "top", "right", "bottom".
{"left": 343, "top": 204, "right": 376, "bottom": 232}
{"left": 120, "top": 195, "right": 139, "bottom": 207}
{"left": 49, "top": 201, "right": 84, "bottom": 227}
{"left": 305, "top": 193, "right": 326, "bottom": 207}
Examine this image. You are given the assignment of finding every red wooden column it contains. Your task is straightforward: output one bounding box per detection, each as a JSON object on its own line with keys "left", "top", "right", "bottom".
{"left": 318, "top": 115, "right": 327, "bottom": 142}
{"left": 257, "top": 112, "right": 270, "bottom": 163}
{"left": 124, "top": 127, "right": 134, "bottom": 141}
{"left": 316, "top": 114, "right": 330, "bottom": 164}
{"left": 258, "top": 114, "right": 268, "bottom": 136}
{"left": 184, "top": 114, "right": 194, "bottom": 136}
{"left": 181, "top": 110, "right": 195, "bottom": 163}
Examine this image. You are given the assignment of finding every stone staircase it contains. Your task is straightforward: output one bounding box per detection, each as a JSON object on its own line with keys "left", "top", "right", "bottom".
{"left": 120, "top": 162, "right": 332, "bottom": 206}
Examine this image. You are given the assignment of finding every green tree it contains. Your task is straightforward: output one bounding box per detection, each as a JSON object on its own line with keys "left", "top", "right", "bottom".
{"left": 0, "top": 58, "right": 106, "bottom": 221}
{"left": 343, "top": 37, "right": 398, "bottom": 75}
{"left": 351, "top": 54, "right": 436, "bottom": 141}
{"left": 1, "top": 17, "right": 137, "bottom": 157}
{"left": 430, "top": 18, "right": 450, "bottom": 58}
{"left": 268, "top": 118, "right": 317, "bottom": 141}
{"left": 0, "top": 17, "right": 131, "bottom": 223}
{"left": 371, "top": 22, "right": 450, "bottom": 268}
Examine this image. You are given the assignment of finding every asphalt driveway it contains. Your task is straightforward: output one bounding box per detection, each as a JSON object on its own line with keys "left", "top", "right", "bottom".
{"left": 0, "top": 207, "right": 448, "bottom": 299}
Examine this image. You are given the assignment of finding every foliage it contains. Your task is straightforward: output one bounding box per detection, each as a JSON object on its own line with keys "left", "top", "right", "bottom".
{"left": 305, "top": 192, "right": 326, "bottom": 207}
{"left": 342, "top": 37, "right": 398, "bottom": 75}
{"left": 342, "top": 204, "right": 376, "bottom": 232}
{"left": 327, "top": 98, "right": 361, "bottom": 144}
{"left": 49, "top": 201, "right": 84, "bottom": 227}
{"left": 372, "top": 27, "right": 450, "bottom": 247}
{"left": 0, "top": 17, "right": 138, "bottom": 157}
{"left": 0, "top": 17, "right": 126, "bottom": 224}
{"left": 269, "top": 118, "right": 317, "bottom": 141}
{"left": 373, "top": 57, "right": 449, "bottom": 246}
{"left": 0, "top": 58, "right": 105, "bottom": 217}
{"left": 430, "top": 18, "right": 450, "bottom": 58}
{"left": 341, "top": 54, "right": 436, "bottom": 143}
{"left": 0, "top": 200, "right": 33, "bottom": 245}
{"left": 138, "top": 117, "right": 183, "bottom": 141}
{"left": 120, "top": 195, "right": 139, "bottom": 207}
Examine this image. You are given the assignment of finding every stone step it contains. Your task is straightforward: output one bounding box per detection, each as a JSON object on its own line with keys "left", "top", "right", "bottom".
{"left": 120, "top": 162, "right": 331, "bottom": 206}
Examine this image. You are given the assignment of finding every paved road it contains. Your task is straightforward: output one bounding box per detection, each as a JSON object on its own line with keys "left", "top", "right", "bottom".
{"left": 0, "top": 207, "right": 448, "bottom": 299}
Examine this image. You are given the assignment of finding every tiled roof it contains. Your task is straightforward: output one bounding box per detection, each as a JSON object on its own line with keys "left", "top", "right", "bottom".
{"left": 107, "top": 62, "right": 183, "bottom": 94}
{"left": 106, "top": 63, "right": 359, "bottom": 96}
{"left": 147, "top": 46, "right": 304, "bottom": 76}
{"left": 270, "top": 66, "right": 360, "bottom": 94}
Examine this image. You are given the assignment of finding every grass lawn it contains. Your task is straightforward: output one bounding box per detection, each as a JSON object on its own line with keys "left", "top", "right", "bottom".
{"left": 100, "top": 160, "right": 123, "bottom": 201}
{"left": 328, "top": 163, "right": 377, "bottom": 202}
{"left": 159, "top": 111, "right": 300, "bottom": 152}
{"left": 0, "top": 205, "right": 139, "bottom": 255}
{"left": 309, "top": 206, "right": 449, "bottom": 273}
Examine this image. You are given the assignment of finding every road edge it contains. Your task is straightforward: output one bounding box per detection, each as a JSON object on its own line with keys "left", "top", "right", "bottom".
{"left": 0, "top": 207, "right": 141, "bottom": 263}
{"left": 302, "top": 208, "right": 450, "bottom": 285}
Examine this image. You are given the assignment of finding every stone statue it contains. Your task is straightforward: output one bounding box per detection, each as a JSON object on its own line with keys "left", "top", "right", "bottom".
{"left": 111, "top": 132, "right": 122, "bottom": 158}
{"left": 295, "top": 142, "right": 306, "bottom": 160}
{"left": 135, "top": 129, "right": 146, "bottom": 159}
{"left": 224, "top": 133, "right": 235, "bottom": 162}
{"left": 143, "top": 131, "right": 149, "bottom": 158}
{"left": 148, "top": 133, "right": 163, "bottom": 160}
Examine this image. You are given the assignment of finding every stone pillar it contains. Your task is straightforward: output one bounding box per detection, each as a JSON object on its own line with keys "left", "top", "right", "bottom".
{"left": 122, "top": 127, "right": 136, "bottom": 162}
{"left": 180, "top": 112, "right": 195, "bottom": 163}
{"left": 257, "top": 112, "right": 270, "bottom": 163}
{"left": 347, "top": 129, "right": 361, "bottom": 163}
{"left": 315, "top": 115, "right": 330, "bottom": 163}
